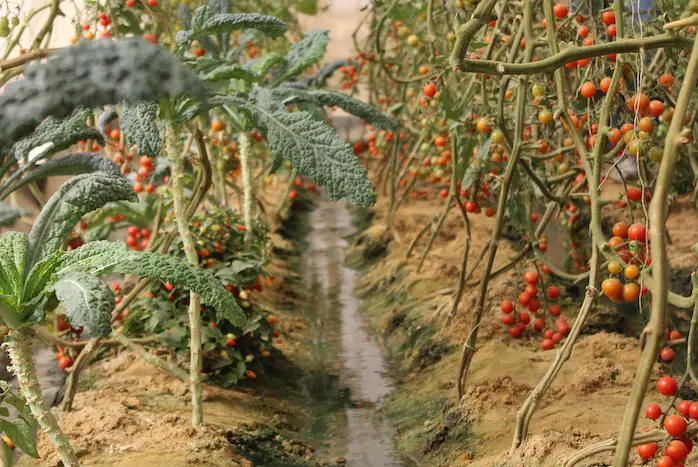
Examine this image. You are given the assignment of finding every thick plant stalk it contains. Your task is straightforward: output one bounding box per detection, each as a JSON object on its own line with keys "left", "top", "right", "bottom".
{"left": 238, "top": 133, "right": 254, "bottom": 245}
{"left": 455, "top": 1, "right": 535, "bottom": 400}
{"left": 612, "top": 31, "right": 698, "bottom": 467}
{"left": 167, "top": 123, "right": 204, "bottom": 428}
{"left": 4, "top": 330, "right": 79, "bottom": 466}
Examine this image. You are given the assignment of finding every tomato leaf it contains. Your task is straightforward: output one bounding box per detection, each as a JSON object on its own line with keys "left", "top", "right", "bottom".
{"left": 25, "top": 174, "right": 137, "bottom": 274}
{"left": 120, "top": 101, "right": 162, "bottom": 157}
{"left": 51, "top": 272, "right": 114, "bottom": 337}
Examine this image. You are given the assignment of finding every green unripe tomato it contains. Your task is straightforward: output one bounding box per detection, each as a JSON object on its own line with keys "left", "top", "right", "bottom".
{"left": 531, "top": 83, "right": 546, "bottom": 98}
{"left": 558, "top": 163, "right": 569, "bottom": 174}
{"left": 454, "top": 0, "right": 464, "bottom": 8}
{"left": 434, "top": 167, "right": 445, "bottom": 178}
{"left": 447, "top": 32, "right": 457, "bottom": 42}
{"left": 406, "top": 35, "right": 419, "bottom": 47}
{"left": 649, "top": 146, "right": 663, "bottom": 162}
{"left": 0, "top": 18, "right": 10, "bottom": 38}
{"left": 10, "top": 16, "right": 18, "bottom": 26}
{"left": 398, "top": 26, "right": 412, "bottom": 38}
{"left": 430, "top": 156, "right": 439, "bottom": 166}
{"left": 420, "top": 142, "right": 431, "bottom": 153}
{"left": 491, "top": 129, "right": 505, "bottom": 144}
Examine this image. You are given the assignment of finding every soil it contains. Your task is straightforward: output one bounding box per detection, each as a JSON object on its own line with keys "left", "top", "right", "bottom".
{"left": 341, "top": 167, "right": 698, "bottom": 466}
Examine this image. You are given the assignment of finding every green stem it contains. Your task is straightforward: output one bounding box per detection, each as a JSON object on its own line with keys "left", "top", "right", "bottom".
{"left": 612, "top": 29, "right": 698, "bottom": 467}
{"left": 166, "top": 123, "right": 204, "bottom": 428}
{"left": 238, "top": 133, "right": 254, "bottom": 246}
{"left": 4, "top": 329, "right": 79, "bottom": 466}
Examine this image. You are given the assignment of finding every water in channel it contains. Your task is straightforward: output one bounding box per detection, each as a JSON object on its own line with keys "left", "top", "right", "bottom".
{"left": 299, "top": 198, "right": 407, "bottom": 467}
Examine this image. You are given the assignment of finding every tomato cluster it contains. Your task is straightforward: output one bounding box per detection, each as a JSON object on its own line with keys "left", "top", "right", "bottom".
{"left": 636, "top": 375, "right": 696, "bottom": 466}
{"left": 500, "top": 270, "right": 568, "bottom": 350}
{"left": 601, "top": 221, "right": 650, "bottom": 303}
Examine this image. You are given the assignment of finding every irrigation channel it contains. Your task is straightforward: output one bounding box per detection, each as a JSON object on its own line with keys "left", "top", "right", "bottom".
{"left": 297, "top": 197, "right": 411, "bottom": 467}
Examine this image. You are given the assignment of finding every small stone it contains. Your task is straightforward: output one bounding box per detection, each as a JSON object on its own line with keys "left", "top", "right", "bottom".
{"left": 121, "top": 397, "right": 141, "bottom": 410}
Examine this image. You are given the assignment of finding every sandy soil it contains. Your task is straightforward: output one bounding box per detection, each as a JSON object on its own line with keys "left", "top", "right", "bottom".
{"left": 345, "top": 162, "right": 698, "bottom": 466}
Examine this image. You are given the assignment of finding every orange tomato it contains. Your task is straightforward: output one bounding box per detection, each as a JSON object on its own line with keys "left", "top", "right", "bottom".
{"left": 602, "top": 278, "right": 622, "bottom": 297}
{"left": 622, "top": 283, "right": 640, "bottom": 302}
{"left": 612, "top": 222, "right": 628, "bottom": 238}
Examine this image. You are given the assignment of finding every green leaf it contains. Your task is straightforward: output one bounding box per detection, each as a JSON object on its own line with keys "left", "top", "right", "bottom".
{"left": 55, "top": 241, "right": 131, "bottom": 277}
{"left": 202, "top": 65, "right": 261, "bottom": 83}
{"left": 455, "top": 137, "right": 476, "bottom": 183}
{"left": 215, "top": 89, "right": 375, "bottom": 206}
{"left": 246, "top": 52, "right": 286, "bottom": 76}
{"left": 208, "top": 0, "right": 230, "bottom": 14}
{"left": 115, "top": 252, "right": 245, "bottom": 327}
{"left": 0, "top": 153, "right": 120, "bottom": 199}
{"left": 0, "top": 39, "right": 207, "bottom": 148}
{"left": 175, "top": 7, "right": 287, "bottom": 44}
{"left": 294, "top": 0, "right": 319, "bottom": 15}
{"left": 25, "top": 174, "right": 138, "bottom": 274}
{"left": 22, "top": 251, "right": 63, "bottom": 306}
{"left": 120, "top": 102, "right": 161, "bottom": 157}
{"left": 440, "top": 86, "right": 460, "bottom": 121}
{"left": 160, "top": 325, "right": 187, "bottom": 348}
{"left": 0, "top": 203, "right": 27, "bottom": 227}
{"left": 0, "top": 419, "right": 38, "bottom": 458}
{"left": 461, "top": 138, "right": 490, "bottom": 189}
{"left": 11, "top": 108, "right": 103, "bottom": 161}
{"left": 280, "top": 29, "right": 329, "bottom": 80}
{"left": 307, "top": 90, "right": 395, "bottom": 130}
{"left": 0, "top": 232, "right": 27, "bottom": 310}
{"left": 51, "top": 272, "right": 114, "bottom": 337}
{"left": 311, "top": 59, "right": 355, "bottom": 86}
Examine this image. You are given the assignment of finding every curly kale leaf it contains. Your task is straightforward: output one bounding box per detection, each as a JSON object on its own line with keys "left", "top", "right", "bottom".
{"left": 176, "top": 7, "right": 287, "bottom": 44}
{"left": 25, "top": 174, "right": 137, "bottom": 274}
{"left": 51, "top": 272, "right": 114, "bottom": 337}
{"left": 115, "top": 252, "right": 246, "bottom": 327}
{"left": 0, "top": 39, "right": 206, "bottom": 147}
{"left": 213, "top": 89, "right": 375, "bottom": 207}
{"left": 120, "top": 101, "right": 162, "bottom": 157}
{"left": 11, "top": 108, "right": 103, "bottom": 161}
{"left": 279, "top": 29, "right": 329, "bottom": 81}
{"left": 0, "top": 153, "right": 120, "bottom": 199}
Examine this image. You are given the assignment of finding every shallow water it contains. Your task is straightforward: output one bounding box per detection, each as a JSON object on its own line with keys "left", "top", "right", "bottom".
{"left": 299, "top": 198, "right": 407, "bottom": 467}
